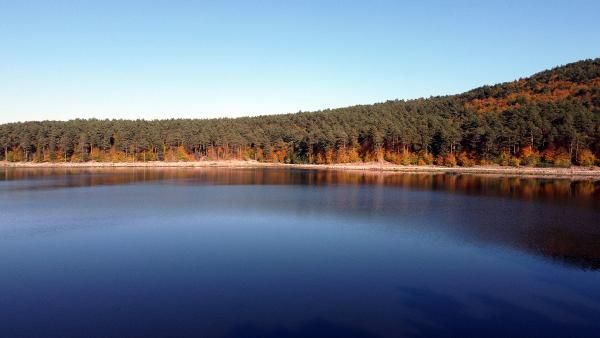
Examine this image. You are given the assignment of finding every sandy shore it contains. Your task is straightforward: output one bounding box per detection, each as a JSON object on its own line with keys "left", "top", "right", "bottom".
{"left": 2, "top": 160, "right": 600, "bottom": 179}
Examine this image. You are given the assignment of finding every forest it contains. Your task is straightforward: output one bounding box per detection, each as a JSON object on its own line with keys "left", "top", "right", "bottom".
{"left": 1, "top": 58, "right": 599, "bottom": 167}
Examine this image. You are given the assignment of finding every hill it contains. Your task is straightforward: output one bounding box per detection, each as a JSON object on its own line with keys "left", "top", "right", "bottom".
{"left": 1, "top": 58, "right": 599, "bottom": 166}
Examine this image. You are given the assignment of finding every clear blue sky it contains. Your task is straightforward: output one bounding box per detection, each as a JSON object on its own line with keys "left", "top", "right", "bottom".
{"left": 1, "top": 0, "right": 599, "bottom": 123}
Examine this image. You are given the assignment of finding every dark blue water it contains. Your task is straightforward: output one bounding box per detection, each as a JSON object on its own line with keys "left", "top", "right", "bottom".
{"left": 1, "top": 168, "right": 599, "bottom": 337}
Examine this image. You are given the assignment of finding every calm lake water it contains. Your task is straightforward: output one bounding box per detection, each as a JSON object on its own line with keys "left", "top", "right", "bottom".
{"left": 1, "top": 168, "right": 599, "bottom": 338}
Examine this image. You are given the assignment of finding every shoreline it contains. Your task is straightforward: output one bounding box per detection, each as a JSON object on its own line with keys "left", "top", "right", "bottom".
{"left": 2, "top": 160, "right": 600, "bottom": 179}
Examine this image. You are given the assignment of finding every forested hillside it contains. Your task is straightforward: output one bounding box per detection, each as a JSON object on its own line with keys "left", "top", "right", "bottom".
{"left": 1, "top": 59, "right": 599, "bottom": 166}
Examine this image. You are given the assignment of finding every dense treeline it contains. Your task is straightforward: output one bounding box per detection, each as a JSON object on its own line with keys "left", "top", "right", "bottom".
{"left": 1, "top": 59, "right": 600, "bottom": 166}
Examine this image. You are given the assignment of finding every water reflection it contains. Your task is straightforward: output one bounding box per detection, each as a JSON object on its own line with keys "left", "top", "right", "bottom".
{"left": 1, "top": 168, "right": 599, "bottom": 337}
{"left": 2, "top": 167, "right": 599, "bottom": 208}
{"left": 1, "top": 168, "right": 599, "bottom": 271}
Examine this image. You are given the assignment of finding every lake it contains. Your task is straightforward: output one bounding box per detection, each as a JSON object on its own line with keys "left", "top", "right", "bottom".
{"left": 1, "top": 168, "right": 599, "bottom": 337}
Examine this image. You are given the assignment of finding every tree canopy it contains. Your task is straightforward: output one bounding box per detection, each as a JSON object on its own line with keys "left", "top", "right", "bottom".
{"left": 1, "top": 58, "right": 599, "bottom": 167}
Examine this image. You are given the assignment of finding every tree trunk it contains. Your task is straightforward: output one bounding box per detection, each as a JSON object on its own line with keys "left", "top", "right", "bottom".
{"left": 569, "top": 140, "right": 574, "bottom": 162}
{"left": 530, "top": 130, "right": 534, "bottom": 148}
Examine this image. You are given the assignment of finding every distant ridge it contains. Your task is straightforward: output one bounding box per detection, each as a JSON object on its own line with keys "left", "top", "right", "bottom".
{"left": 1, "top": 58, "right": 599, "bottom": 167}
